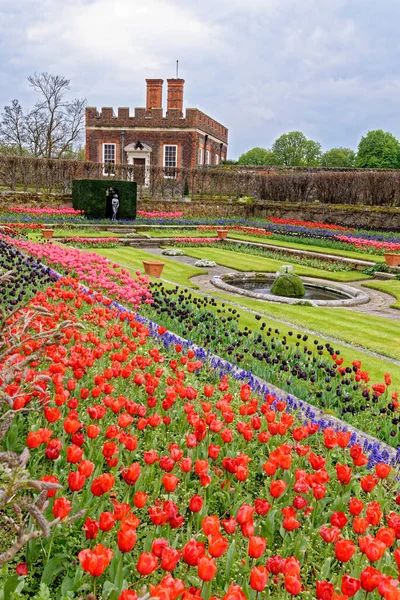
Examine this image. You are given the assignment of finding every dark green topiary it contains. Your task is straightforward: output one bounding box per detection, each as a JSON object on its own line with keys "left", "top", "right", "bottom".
{"left": 72, "top": 179, "right": 137, "bottom": 220}
{"left": 270, "top": 273, "right": 305, "bottom": 298}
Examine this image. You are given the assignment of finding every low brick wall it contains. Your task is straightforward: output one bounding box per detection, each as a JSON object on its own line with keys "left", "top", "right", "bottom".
{"left": 2, "top": 191, "right": 400, "bottom": 230}
{"left": 138, "top": 199, "right": 400, "bottom": 230}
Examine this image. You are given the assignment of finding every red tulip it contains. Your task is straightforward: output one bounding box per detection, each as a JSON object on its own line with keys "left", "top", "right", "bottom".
{"left": 270, "top": 479, "right": 286, "bottom": 499}
{"left": 40, "top": 475, "right": 59, "bottom": 498}
{"left": 99, "top": 511, "right": 116, "bottom": 532}
{"left": 134, "top": 491, "right": 148, "bottom": 508}
{"left": 208, "top": 534, "right": 229, "bottom": 558}
{"left": 119, "top": 591, "right": 138, "bottom": 600}
{"left": 222, "top": 517, "right": 236, "bottom": 534}
{"left": 182, "top": 539, "right": 205, "bottom": 566}
{"left": 121, "top": 463, "right": 141, "bottom": 486}
{"left": 15, "top": 563, "right": 28, "bottom": 576}
{"left": 250, "top": 566, "right": 268, "bottom": 591}
{"left": 316, "top": 580, "right": 334, "bottom": 599}
{"left": 117, "top": 527, "right": 137, "bottom": 553}
{"left": 335, "top": 539, "right": 356, "bottom": 562}
{"left": 236, "top": 504, "right": 254, "bottom": 525}
{"left": 137, "top": 552, "right": 158, "bottom": 575}
{"left": 197, "top": 555, "right": 217, "bottom": 582}
{"left": 360, "top": 566, "right": 382, "bottom": 592}
{"left": 375, "top": 462, "right": 391, "bottom": 479}
{"left": 91, "top": 473, "right": 115, "bottom": 496}
{"left": 66, "top": 444, "right": 83, "bottom": 464}
{"left": 248, "top": 536, "right": 267, "bottom": 558}
{"left": 189, "top": 494, "right": 203, "bottom": 513}
{"left": 341, "top": 575, "right": 361, "bottom": 597}
{"left": 68, "top": 471, "right": 86, "bottom": 492}
{"left": 83, "top": 517, "right": 99, "bottom": 540}
{"left": 349, "top": 497, "right": 364, "bottom": 516}
{"left": 78, "top": 544, "right": 113, "bottom": 577}
{"left": 202, "top": 516, "right": 220, "bottom": 536}
{"left": 330, "top": 512, "right": 348, "bottom": 529}
{"left": 53, "top": 497, "right": 72, "bottom": 520}
{"left": 255, "top": 498, "right": 271, "bottom": 515}
{"left": 162, "top": 474, "right": 180, "bottom": 493}
{"left": 336, "top": 464, "right": 352, "bottom": 485}
{"left": 152, "top": 538, "right": 169, "bottom": 558}
{"left": 160, "top": 546, "right": 180, "bottom": 571}
{"left": 365, "top": 539, "right": 386, "bottom": 562}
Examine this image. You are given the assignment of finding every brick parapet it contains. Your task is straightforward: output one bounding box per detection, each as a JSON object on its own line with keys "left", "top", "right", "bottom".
{"left": 85, "top": 106, "right": 228, "bottom": 144}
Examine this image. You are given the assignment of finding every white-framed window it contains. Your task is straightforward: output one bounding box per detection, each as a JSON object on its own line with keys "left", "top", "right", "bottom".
{"left": 163, "top": 144, "right": 177, "bottom": 178}
{"left": 198, "top": 147, "right": 203, "bottom": 165}
{"left": 206, "top": 150, "right": 211, "bottom": 165}
{"left": 215, "top": 153, "right": 220, "bottom": 165}
{"left": 103, "top": 143, "right": 116, "bottom": 176}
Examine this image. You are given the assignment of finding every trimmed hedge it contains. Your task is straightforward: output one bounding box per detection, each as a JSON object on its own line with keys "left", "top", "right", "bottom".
{"left": 72, "top": 179, "right": 137, "bottom": 219}
{"left": 271, "top": 273, "right": 305, "bottom": 298}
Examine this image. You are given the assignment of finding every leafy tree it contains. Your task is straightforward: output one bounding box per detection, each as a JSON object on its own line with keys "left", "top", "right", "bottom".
{"left": 355, "top": 130, "right": 400, "bottom": 169}
{"left": 271, "top": 131, "right": 322, "bottom": 166}
{"left": 0, "top": 73, "right": 86, "bottom": 159}
{"left": 237, "top": 147, "right": 278, "bottom": 165}
{"left": 320, "top": 147, "right": 356, "bottom": 168}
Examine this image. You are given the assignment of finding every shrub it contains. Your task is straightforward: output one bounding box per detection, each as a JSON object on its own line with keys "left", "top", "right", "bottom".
{"left": 72, "top": 179, "right": 137, "bottom": 219}
{"left": 271, "top": 272, "right": 305, "bottom": 298}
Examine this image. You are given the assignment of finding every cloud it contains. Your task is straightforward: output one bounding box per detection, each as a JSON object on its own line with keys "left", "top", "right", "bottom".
{"left": 1, "top": 0, "right": 400, "bottom": 157}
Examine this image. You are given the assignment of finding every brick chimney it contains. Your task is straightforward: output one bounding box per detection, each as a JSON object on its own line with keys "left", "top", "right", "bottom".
{"left": 167, "top": 79, "right": 185, "bottom": 114}
{"left": 146, "top": 79, "right": 163, "bottom": 110}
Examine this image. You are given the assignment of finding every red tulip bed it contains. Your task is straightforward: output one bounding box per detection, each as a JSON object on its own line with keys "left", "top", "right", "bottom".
{"left": 1, "top": 241, "right": 400, "bottom": 600}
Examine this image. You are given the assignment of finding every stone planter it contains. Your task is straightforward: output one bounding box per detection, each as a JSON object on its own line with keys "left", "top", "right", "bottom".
{"left": 42, "top": 229, "right": 54, "bottom": 240}
{"left": 142, "top": 261, "right": 165, "bottom": 278}
{"left": 217, "top": 230, "right": 229, "bottom": 240}
{"left": 384, "top": 253, "right": 400, "bottom": 267}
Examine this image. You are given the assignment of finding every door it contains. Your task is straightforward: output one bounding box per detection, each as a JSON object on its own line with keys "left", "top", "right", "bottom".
{"left": 133, "top": 158, "right": 146, "bottom": 185}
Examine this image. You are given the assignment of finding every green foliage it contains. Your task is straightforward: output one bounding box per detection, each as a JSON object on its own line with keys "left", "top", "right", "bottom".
{"left": 270, "top": 272, "right": 305, "bottom": 298}
{"left": 237, "top": 147, "right": 278, "bottom": 165}
{"left": 355, "top": 130, "right": 400, "bottom": 169}
{"left": 72, "top": 179, "right": 137, "bottom": 219}
{"left": 271, "top": 131, "right": 322, "bottom": 166}
{"left": 320, "top": 147, "right": 356, "bottom": 168}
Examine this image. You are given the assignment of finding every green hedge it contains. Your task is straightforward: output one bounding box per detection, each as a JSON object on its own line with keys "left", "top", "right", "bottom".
{"left": 72, "top": 179, "right": 137, "bottom": 219}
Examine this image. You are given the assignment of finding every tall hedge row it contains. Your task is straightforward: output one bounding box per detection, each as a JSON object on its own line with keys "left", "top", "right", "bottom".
{"left": 1, "top": 156, "right": 400, "bottom": 207}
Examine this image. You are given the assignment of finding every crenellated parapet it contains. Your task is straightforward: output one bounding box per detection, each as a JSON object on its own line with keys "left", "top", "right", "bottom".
{"left": 85, "top": 106, "right": 228, "bottom": 143}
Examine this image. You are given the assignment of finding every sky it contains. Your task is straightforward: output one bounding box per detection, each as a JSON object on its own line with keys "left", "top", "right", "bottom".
{"left": 1, "top": 0, "right": 400, "bottom": 159}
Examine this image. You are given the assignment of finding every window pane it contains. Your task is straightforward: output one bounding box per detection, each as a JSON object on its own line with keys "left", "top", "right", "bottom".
{"left": 164, "top": 145, "right": 177, "bottom": 167}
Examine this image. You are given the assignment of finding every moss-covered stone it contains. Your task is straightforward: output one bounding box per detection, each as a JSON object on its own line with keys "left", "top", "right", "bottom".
{"left": 271, "top": 273, "right": 305, "bottom": 298}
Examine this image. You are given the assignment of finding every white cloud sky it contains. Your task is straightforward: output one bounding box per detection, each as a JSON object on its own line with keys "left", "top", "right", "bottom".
{"left": 1, "top": 0, "right": 400, "bottom": 157}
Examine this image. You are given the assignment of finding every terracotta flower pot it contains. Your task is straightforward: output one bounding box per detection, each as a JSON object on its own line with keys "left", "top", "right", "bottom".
{"left": 217, "top": 230, "right": 229, "bottom": 240}
{"left": 142, "top": 261, "right": 165, "bottom": 278}
{"left": 384, "top": 253, "right": 400, "bottom": 267}
{"left": 42, "top": 229, "right": 54, "bottom": 240}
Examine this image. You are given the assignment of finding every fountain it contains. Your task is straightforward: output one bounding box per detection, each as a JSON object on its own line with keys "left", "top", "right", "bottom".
{"left": 212, "top": 267, "right": 370, "bottom": 307}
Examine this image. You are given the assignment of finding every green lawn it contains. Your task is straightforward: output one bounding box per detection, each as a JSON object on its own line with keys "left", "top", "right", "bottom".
{"left": 146, "top": 228, "right": 384, "bottom": 263}
{"left": 181, "top": 247, "right": 370, "bottom": 282}
{"left": 87, "top": 246, "right": 400, "bottom": 388}
{"left": 212, "top": 291, "right": 400, "bottom": 363}
{"left": 93, "top": 247, "right": 206, "bottom": 289}
{"left": 54, "top": 228, "right": 117, "bottom": 238}
{"left": 229, "top": 234, "right": 384, "bottom": 263}
{"left": 363, "top": 280, "right": 400, "bottom": 309}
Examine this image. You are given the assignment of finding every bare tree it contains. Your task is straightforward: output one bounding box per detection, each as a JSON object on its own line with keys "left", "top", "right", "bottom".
{"left": 0, "top": 99, "right": 27, "bottom": 155}
{"left": 0, "top": 73, "right": 86, "bottom": 159}
{"left": 27, "top": 73, "right": 86, "bottom": 158}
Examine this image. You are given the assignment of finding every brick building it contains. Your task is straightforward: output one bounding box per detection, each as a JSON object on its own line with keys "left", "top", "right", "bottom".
{"left": 85, "top": 78, "right": 228, "bottom": 185}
